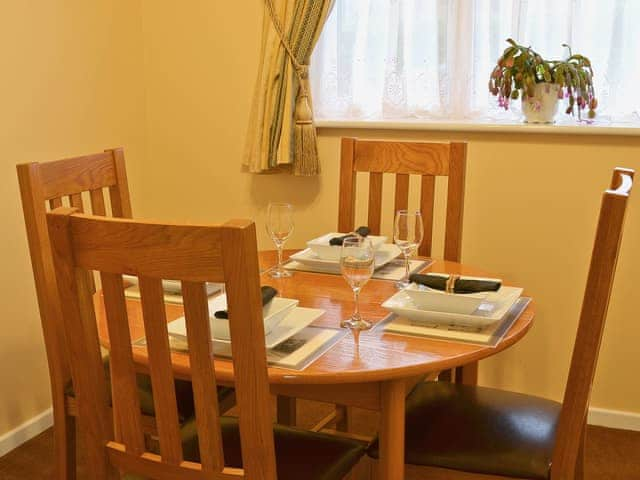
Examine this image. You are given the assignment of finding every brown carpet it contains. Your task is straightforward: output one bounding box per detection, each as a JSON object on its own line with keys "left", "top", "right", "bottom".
{"left": 1, "top": 400, "right": 639, "bottom": 479}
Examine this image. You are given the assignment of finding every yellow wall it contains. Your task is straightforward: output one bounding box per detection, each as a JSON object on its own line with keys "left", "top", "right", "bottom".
{"left": 139, "top": 1, "right": 640, "bottom": 414}
{"left": 1, "top": 1, "right": 146, "bottom": 434}
{"left": 3, "top": 0, "right": 639, "bottom": 441}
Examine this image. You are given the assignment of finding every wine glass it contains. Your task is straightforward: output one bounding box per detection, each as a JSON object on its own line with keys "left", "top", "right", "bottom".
{"left": 393, "top": 210, "right": 424, "bottom": 289}
{"left": 266, "top": 202, "right": 294, "bottom": 278}
{"left": 340, "top": 237, "right": 375, "bottom": 347}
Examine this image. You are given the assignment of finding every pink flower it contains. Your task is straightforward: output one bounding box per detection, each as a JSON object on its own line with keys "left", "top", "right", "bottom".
{"left": 528, "top": 99, "right": 542, "bottom": 112}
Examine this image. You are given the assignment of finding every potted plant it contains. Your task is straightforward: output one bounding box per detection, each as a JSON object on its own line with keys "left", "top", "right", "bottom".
{"left": 489, "top": 39, "right": 597, "bottom": 123}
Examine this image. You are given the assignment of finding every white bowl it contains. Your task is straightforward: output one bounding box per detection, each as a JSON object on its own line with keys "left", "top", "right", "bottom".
{"left": 404, "top": 282, "right": 487, "bottom": 315}
{"left": 210, "top": 296, "right": 299, "bottom": 340}
{"left": 381, "top": 286, "right": 523, "bottom": 328}
{"left": 307, "top": 232, "right": 387, "bottom": 260}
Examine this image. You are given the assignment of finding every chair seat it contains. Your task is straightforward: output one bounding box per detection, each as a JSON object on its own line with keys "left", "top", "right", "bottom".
{"left": 177, "top": 416, "right": 366, "bottom": 480}
{"left": 64, "top": 357, "right": 234, "bottom": 422}
{"left": 368, "top": 381, "right": 561, "bottom": 480}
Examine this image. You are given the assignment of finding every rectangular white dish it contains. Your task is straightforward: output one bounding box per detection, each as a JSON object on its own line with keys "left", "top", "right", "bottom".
{"left": 167, "top": 295, "right": 298, "bottom": 345}
{"left": 167, "top": 303, "right": 323, "bottom": 349}
{"left": 307, "top": 232, "right": 387, "bottom": 260}
{"left": 382, "top": 286, "right": 523, "bottom": 327}
{"left": 403, "top": 277, "right": 502, "bottom": 315}
{"left": 289, "top": 243, "right": 401, "bottom": 274}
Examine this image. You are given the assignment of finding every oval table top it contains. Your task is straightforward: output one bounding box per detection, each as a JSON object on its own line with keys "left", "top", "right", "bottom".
{"left": 96, "top": 250, "right": 534, "bottom": 386}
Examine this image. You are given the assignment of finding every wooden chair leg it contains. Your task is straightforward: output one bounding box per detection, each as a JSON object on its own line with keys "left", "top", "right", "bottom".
{"left": 53, "top": 405, "right": 76, "bottom": 480}
{"left": 335, "top": 404, "right": 352, "bottom": 432}
{"left": 455, "top": 362, "right": 479, "bottom": 385}
{"left": 438, "top": 369, "right": 454, "bottom": 382}
{"left": 276, "top": 395, "right": 297, "bottom": 426}
{"left": 575, "top": 424, "right": 586, "bottom": 480}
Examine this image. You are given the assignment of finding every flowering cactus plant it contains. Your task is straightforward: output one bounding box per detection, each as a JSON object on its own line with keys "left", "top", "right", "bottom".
{"left": 489, "top": 38, "right": 597, "bottom": 119}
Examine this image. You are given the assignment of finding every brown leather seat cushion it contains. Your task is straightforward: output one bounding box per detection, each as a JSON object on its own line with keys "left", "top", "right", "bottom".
{"left": 64, "top": 357, "right": 234, "bottom": 422}
{"left": 368, "top": 381, "right": 561, "bottom": 480}
{"left": 178, "top": 416, "right": 366, "bottom": 480}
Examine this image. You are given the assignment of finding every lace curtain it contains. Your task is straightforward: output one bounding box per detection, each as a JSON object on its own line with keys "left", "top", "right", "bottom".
{"left": 310, "top": 0, "right": 640, "bottom": 123}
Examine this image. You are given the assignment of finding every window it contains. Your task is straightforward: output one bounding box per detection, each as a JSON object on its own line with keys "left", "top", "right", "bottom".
{"left": 310, "top": 0, "right": 640, "bottom": 124}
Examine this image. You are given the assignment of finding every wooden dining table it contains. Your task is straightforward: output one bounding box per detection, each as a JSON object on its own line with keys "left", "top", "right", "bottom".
{"left": 95, "top": 250, "right": 535, "bottom": 480}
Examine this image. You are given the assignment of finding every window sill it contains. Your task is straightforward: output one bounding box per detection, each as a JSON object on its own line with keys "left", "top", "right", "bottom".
{"left": 315, "top": 118, "right": 640, "bottom": 137}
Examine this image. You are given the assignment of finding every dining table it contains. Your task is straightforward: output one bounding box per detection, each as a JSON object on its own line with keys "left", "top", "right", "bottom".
{"left": 95, "top": 249, "right": 535, "bottom": 480}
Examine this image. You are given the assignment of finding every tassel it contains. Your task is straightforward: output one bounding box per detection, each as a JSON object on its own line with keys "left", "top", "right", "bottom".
{"left": 293, "top": 79, "right": 320, "bottom": 176}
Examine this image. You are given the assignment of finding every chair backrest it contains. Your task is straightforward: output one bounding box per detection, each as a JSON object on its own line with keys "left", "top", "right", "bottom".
{"left": 552, "top": 167, "right": 634, "bottom": 479}
{"left": 338, "top": 138, "right": 467, "bottom": 261}
{"left": 47, "top": 210, "right": 276, "bottom": 480}
{"left": 16, "top": 148, "right": 132, "bottom": 404}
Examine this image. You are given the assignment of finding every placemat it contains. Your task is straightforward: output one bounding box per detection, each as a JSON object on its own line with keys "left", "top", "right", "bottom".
{"left": 377, "top": 297, "right": 531, "bottom": 346}
{"left": 283, "top": 258, "right": 433, "bottom": 281}
{"left": 135, "top": 326, "right": 346, "bottom": 372}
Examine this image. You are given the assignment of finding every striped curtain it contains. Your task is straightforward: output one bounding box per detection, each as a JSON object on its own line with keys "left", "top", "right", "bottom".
{"left": 244, "top": 0, "right": 334, "bottom": 175}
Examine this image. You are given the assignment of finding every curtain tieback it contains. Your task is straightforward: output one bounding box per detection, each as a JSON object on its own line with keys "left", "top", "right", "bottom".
{"left": 264, "top": 0, "right": 310, "bottom": 97}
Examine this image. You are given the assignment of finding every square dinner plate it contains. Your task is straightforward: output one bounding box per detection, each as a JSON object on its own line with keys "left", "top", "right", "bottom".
{"left": 382, "top": 286, "right": 523, "bottom": 327}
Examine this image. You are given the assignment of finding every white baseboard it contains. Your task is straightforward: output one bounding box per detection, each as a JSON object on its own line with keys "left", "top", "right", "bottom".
{"left": 588, "top": 407, "right": 640, "bottom": 432}
{"left": 0, "top": 408, "right": 53, "bottom": 458}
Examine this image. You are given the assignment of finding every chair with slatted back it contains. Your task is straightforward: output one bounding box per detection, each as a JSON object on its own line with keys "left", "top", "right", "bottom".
{"left": 367, "top": 167, "right": 634, "bottom": 480}
{"left": 46, "top": 210, "right": 367, "bottom": 480}
{"left": 328, "top": 138, "right": 469, "bottom": 433}
{"left": 17, "top": 149, "right": 232, "bottom": 479}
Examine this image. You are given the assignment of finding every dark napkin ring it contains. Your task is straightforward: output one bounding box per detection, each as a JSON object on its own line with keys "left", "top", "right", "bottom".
{"left": 409, "top": 273, "right": 501, "bottom": 294}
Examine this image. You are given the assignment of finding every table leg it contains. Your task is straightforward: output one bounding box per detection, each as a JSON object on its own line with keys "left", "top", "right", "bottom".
{"left": 379, "top": 379, "right": 406, "bottom": 480}
{"left": 276, "top": 395, "right": 297, "bottom": 426}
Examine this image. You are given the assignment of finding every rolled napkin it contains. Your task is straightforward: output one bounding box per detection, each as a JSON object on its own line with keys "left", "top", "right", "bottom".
{"left": 214, "top": 286, "right": 278, "bottom": 319}
{"left": 329, "top": 226, "right": 371, "bottom": 246}
{"left": 409, "top": 273, "right": 501, "bottom": 294}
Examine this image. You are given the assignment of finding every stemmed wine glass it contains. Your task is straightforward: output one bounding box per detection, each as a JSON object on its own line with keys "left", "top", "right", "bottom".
{"left": 340, "top": 237, "right": 375, "bottom": 347}
{"left": 393, "top": 210, "right": 424, "bottom": 289}
{"left": 266, "top": 202, "right": 294, "bottom": 278}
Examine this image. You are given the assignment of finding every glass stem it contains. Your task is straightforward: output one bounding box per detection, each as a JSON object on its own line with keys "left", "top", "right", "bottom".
{"left": 404, "top": 252, "right": 411, "bottom": 282}
{"left": 353, "top": 288, "right": 361, "bottom": 321}
{"left": 277, "top": 245, "right": 284, "bottom": 271}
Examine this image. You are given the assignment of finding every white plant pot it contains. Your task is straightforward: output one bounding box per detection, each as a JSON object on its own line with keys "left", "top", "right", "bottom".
{"left": 521, "top": 83, "right": 561, "bottom": 123}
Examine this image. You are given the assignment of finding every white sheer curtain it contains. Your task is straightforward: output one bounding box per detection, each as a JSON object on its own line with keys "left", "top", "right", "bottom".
{"left": 310, "top": 0, "right": 640, "bottom": 123}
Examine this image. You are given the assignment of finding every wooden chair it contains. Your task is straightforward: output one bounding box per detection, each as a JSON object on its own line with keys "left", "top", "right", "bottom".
{"left": 368, "top": 167, "right": 635, "bottom": 480}
{"left": 339, "top": 138, "right": 470, "bottom": 382}
{"left": 46, "top": 210, "right": 367, "bottom": 480}
{"left": 329, "top": 138, "right": 468, "bottom": 434}
{"left": 17, "top": 149, "right": 232, "bottom": 479}
{"left": 16, "top": 149, "right": 132, "bottom": 480}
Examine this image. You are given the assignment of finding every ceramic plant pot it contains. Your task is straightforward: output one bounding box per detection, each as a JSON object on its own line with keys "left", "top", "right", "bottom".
{"left": 521, "top": 83, "right": 561, "bottom": 123}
